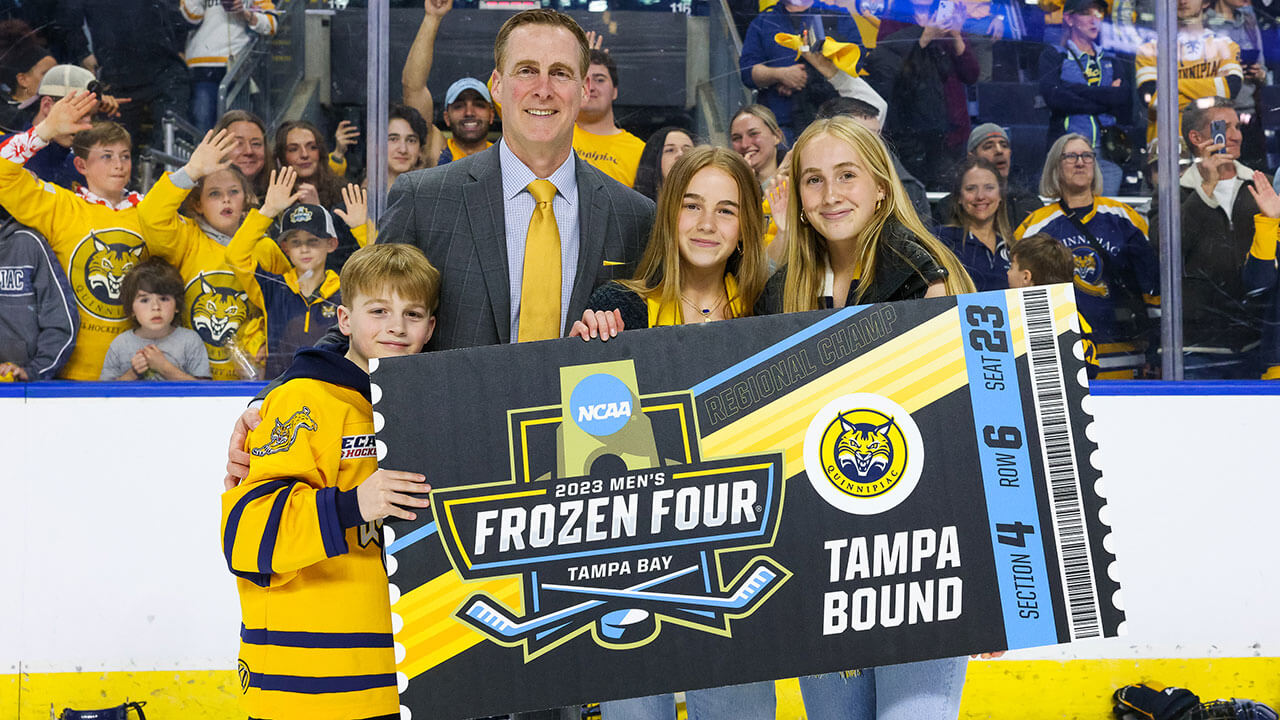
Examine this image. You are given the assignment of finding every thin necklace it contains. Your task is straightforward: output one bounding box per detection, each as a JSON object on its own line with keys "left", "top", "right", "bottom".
{"left": 680, "top": 291, "right": 727, "bottom": 323}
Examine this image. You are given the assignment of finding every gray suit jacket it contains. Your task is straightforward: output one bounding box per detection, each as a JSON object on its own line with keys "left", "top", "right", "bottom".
{"left": 382, "top": 145, "right": 655, "bottom": 350}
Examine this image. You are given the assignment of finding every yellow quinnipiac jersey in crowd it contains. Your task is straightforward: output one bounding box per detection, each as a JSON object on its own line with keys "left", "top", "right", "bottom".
{"left": 0, "top": 128, "right": 147, "bottom": 380}
{"left": 137, "top": 173, "right": 286, "bottom": 380}
{"left": 573, "top": 125, "right": 646, "bottom": 187}
{"left": 1136, "top": 27, "right": 1241, "bottom": 142}
{"left": 221, "top": 347, "right": 397, "bottom": 720}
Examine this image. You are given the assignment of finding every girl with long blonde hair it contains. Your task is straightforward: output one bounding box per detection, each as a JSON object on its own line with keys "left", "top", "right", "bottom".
{"left": 571, "top": 146, "right": 770, "bottom": 337}
{"left": 756, "top": 116, "right": 973, "bottom": 316}
{"left": 754, "top": 115, "right": 980, "bottom": 720}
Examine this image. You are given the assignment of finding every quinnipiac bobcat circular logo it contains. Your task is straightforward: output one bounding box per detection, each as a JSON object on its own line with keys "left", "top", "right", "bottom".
{"left": 803, "top": 393, "right": 923, "bottom": 515}
{"left": 68, "top": 228, "right": 147, "bottom": 320}
{"left": 237, "top": 659, "right": 251, "bottom": 693}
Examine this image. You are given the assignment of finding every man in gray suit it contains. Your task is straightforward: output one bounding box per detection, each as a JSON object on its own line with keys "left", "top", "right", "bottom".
{"left": 383, "top": 8, "right": 654, "bottom": 350}
{"left": 224, "top": 9, "right": 655, "bottom": 482}
{"left": 223, "top": 14, "right": 652, "bottom": 718}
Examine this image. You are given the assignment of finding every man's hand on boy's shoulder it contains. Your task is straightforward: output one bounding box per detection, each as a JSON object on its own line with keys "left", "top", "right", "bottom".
{"left": 223, "top": 405, "right": 262, "bottom": 491}
{"left": 357, "top": 469, "right": 431, "bottom": 522}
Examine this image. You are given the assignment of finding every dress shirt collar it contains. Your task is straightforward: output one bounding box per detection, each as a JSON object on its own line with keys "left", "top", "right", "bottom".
{"left": 499, "top": 138, "right": 578, "bottom": 206}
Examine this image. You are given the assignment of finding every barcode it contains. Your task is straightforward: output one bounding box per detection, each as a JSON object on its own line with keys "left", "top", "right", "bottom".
{"left": 1021, "top": 287, "right": 1101, "bottom": 641}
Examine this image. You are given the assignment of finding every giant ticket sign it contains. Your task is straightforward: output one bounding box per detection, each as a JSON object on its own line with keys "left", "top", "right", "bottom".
{"left": 372, "top": 285, "right": 1124, "bottom": 719}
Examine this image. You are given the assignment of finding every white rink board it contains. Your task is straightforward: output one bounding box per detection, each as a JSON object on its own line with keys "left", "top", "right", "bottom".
{"left": 0, "top": 388, "right": 1276, "bottom": 673}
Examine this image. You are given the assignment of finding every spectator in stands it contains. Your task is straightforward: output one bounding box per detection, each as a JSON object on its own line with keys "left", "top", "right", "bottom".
{"left": 387, "top": 104, "right": 432, "bottom": 189}
{"left": 0, "top": 218, "right": 77, "bottom": 381}
{"left": 1039, "top": 0, "right": 1130, "bottom": 195}
{"left": 867, "top": 0, "right": 980, "bottom": 188}
{"left": 1179, "top": 96, "right": 1264, "bottom": 378}
{"left": 213, "top": 109, "right": 273, "bottom": 198}
{"left": 58, "top": 0, "right": 190, "bottom": 153}
{"left": 1016, "top": 133, "right": 1160, "bottom": 379}
{"left": 100, "top": 256, "right": 211, "bottom": 381}
{"left": 1240, "top": 170, "right": 1280, "bottom": 379}
{"left": 273, "top": 120, "right": 359, "bottom": 270}
{"left": 731, "top": 104, "right": 787, "bottom": 188}
{"left": 739, "top": 0, "right": 865, "bottom": 141}
{"left": 732, "top": 105, "right": 791, "bottom": 265}
{"left": 1206, "top": 0, "right": 1268, "bottom": 169}
{"left": 573, "top": 48, "right": 646, "bottom": 187}
{"left": 227, "top": 166, "right": 367, "bottom": 378}
{"left": 180, "top": 0, "right": 279, "bottom": 134}
{"left": 633, "top": 126, "right": 697, "bottom": 202}
{"left": 0, "top": 65, "right": 105, "bottom": 203}
{"left": 401, "top": 0, "right": 466, "bottom": 167}
{"left": 1136, "top": 0, "right": 1242, "bottom": 144}
{"left": 0, "top": 19, "right": 56, "bottom": 133}
{"left": 1007, "top": 231, "right": 1098, "bottom": 377}
{"left": 939, "top": 157, "right": 1012, "bottom": 291}
{"left": 961, "top": 0, "right": 1009, "bottom": 81}
{"left": 138, "top": 129, "right": 295, "bottom": 381}
{"left": 438, "top": 79, "right": 495, "bottom": 165}
{"left": 938, "top": 124, "right": 1043, "bottom": 229}
{"left": 0, "top": 91, "right": 147, "bottom": 380}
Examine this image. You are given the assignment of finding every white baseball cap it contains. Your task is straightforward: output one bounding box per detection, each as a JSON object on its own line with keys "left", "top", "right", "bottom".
{"left": 37, "top": 64, "right": 98, "bottom": 98}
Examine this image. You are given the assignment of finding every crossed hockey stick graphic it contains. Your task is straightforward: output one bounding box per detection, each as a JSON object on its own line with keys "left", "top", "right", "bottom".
{"left": 458, "top": 560, "right": 782, "bottom": 646}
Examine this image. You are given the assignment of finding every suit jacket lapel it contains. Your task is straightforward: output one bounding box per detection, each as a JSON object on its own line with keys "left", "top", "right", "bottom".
{"left": 463, "top": 147, "right": 513, "bottom": 343}
{"left": 567, "top": 157, "right": 610, "bottom": 334}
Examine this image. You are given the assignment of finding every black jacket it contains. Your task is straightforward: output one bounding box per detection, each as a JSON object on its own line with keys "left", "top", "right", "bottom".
{"left": 1179, "top": 164, "right": 1265, "bottom": 353}
{"left": 754, "top": 221, "right": 948, "bottom": 315}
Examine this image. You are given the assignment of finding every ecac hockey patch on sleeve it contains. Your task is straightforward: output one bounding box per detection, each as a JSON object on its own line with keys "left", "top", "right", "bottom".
{"left": 341, "top": 434, "right": 377, "bottom": 460}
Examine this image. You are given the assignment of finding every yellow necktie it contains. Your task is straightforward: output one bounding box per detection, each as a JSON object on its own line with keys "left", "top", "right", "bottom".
{"left": 517, "top": 179, "right": 561, "bottom": 342}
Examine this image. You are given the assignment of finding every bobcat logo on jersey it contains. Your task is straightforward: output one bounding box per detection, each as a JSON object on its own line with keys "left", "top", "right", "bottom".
{"left": 1071, "top": 246, "right": 1109, "bottom": 298}
{"left": 69, "top": 229, "right": 146, "bottom": 319}
{"left": 251, "top": 406, "right": 317, "bottom": 457}
{"left": 804, "top": 393, "right": 924, "bottom": 515}
{"left": 237, "top": 659, "right": 250, "bottom": 693}
{"left": 186, "top": 271, "right": 249, "bottom": 360}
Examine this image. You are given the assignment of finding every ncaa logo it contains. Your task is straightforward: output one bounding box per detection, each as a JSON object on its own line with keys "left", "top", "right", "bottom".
{"left": 289, "top": 206, "right": 313, "bottom": 223}
{"left": 803, "top": 393, "right": 923, "bottom": 515}
{"left": 569, "top": 373, "right": 633, "bottom": 437}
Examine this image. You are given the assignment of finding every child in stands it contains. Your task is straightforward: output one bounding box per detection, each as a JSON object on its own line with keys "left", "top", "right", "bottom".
{"left": 100, "top": 257, "right": 210, "bottom": 380}
{"left": 0, "top": 91, "right": 147, "bottom": 379}
{"left": 226, "top": 166, "right": 367, "bottom": 377}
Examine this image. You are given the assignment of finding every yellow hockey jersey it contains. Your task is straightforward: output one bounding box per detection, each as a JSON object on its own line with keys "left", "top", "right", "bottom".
{"left": 0, "top": 128, "right": 147, "bottom": 380}
{"left": 221, "top": 346, "right": 397, "bottom": 719}
{"left": 137, "top": 174, "right": 286, "bottom": 380}
{"left": 1136, "top": 28, "right": 1241, "bottom": 142}
{"left": 573, "top": 125, "right": 646, "bottom": 187}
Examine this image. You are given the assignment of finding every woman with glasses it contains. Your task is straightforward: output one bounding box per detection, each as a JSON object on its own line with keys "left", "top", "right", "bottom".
{"left": 1015, "top": 133, "right": 1160, "bottom": 379}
